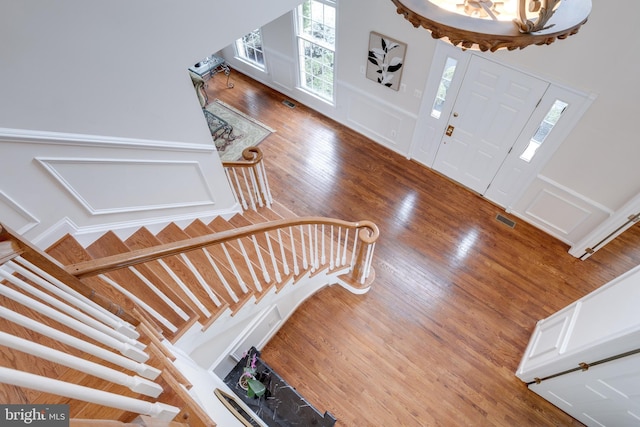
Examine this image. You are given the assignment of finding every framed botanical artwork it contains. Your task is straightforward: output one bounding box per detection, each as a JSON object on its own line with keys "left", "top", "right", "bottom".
{"left": 366, "top": 31, "right": 407, "bottom": 91}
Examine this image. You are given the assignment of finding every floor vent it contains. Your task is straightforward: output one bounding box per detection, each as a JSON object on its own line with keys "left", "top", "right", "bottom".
{"left": 282, "top": 99, "right": 296, "bottom": 108}
{"left": 496, "top": 214, "right": 516, "bottom": 228}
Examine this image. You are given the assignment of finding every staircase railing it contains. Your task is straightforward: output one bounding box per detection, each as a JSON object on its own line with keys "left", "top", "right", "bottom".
{"left": 0, "top": 213, "right": 378, "bottom": 425}
{"left": 0, "top": 224, "right": 211, "bottom": 425}
{"left": 222, "top": 147, "right": 272, "bottom": 211}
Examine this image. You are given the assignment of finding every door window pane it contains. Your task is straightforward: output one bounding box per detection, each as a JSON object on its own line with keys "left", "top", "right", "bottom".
{"left": 520, "top": 99, "right": 568, "bottom": 162}
{"left": 431, "top": 57, "right": 458, "bottom": 119}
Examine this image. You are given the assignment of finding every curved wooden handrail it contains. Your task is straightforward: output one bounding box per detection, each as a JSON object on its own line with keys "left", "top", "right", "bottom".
{"left": 222, "top": 146, "right": 263, "bottom": 167}
{"left": 66, "top": 217, "right": 379, "bottom": 279}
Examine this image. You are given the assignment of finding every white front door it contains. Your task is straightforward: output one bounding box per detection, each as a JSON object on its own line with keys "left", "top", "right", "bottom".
{"left": 432, "top": 56, "right": 549, "bottom": 194}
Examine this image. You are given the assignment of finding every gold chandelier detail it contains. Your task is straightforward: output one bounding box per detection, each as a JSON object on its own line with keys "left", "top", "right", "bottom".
{"left": 391, "top": 0, "right": 591, "bottom": 52}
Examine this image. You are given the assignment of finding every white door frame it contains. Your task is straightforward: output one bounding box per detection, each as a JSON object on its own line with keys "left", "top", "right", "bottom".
{"left": 409, "top": 42, "right": 594, "bottom": 211}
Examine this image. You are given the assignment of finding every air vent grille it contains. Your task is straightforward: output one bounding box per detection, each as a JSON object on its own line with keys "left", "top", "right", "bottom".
{"left": 496, "top": 214, "right": 516, "bottom": 228}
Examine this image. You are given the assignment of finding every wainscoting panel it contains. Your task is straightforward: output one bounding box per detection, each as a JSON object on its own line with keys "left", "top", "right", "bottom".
{"left": 0, "top": 190, "right": 40, "bottom": 234}
{"left": 345, "top": 90, "right": 415, "bottom": 154}
{"left": 511, "top": 176, "right": 611, "bottom": 245}
{"left": 37, "top": 158, "right": 216, "bottom": 215}
{"left": 265, "top": 51, "right": 295, "bottom": 92}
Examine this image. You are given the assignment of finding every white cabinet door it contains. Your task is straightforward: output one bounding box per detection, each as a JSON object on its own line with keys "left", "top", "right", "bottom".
{"left": 529, "top": 352, "right": 640, "bottom": 426}
{"left": 432, "top": 56, "right": 548, "bottom": 194}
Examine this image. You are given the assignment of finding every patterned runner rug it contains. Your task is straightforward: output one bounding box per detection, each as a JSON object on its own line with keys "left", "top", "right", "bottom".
{"left": 204, "top": 99, "right": 275, "bottom": 161}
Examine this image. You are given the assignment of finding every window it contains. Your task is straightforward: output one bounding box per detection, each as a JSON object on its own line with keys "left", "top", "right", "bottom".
{"left": 235, "top": 29, "right": 265, "bottom": 69}
{"left": 431, "top": 57, "right": 458, "bottom": 119}
{"left": 520, "top": 99, "right": 568, "bottom": 162}
{"left": 296, "top": 0, "right": 336, "bottom": 102}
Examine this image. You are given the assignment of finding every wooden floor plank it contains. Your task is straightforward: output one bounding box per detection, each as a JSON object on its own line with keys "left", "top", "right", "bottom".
{"left": 205, "top": 70, "right": 640, "bottom": 426}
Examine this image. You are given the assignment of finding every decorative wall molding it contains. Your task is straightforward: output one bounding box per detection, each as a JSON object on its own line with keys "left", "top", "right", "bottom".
{"left": 0, "top": 127, "right": 216, "bottom": 153}
{"left": 0, "top": 190, "right": 40, "bottom": 235}
{"left": 511, "top": 175, "right": 612, "bottom": 245}
{"left": 37, "top": 157, "right": 217, "bottom": 215}
{"left": 32, "top": 203, "right": 241, "bottom": 250}
{"left": 341, "top": 81, "right": 417, "bottom": 155}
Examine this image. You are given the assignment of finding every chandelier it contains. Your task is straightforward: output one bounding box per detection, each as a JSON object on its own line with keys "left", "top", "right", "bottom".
{"left": 390, "top": 0, "right": 591, "bottom": 52}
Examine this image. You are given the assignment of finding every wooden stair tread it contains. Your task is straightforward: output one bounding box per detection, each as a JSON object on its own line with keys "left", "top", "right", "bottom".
{"left": 85, "top": 232, "right": 197, "bottom": 340}
{"left": 45, "top": 235, "right": 136, "bottom": 315}
{"left": 124, "top": 227, "right": 229, "bottom": 323}
{"left": 155, "top": 223, "right": 253, "bottom": 315}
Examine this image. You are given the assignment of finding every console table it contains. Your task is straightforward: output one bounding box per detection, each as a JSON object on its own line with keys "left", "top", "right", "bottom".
{"left": 222, "top": 347, "right": 336, "bottom": 427}
{"left": 189, "top": 54, "right": 234, "bottom": 88}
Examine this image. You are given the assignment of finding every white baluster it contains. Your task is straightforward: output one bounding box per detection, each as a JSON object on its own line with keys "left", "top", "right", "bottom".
{"left": 308, "top": 225, "right": 315, "bottom": 272}
{"left": 220, "top": 242, "right": 249, "bottom": 294}
{"left": 299, "top": 225, "right": 308, "bottom": 270}
{"left": 241, "top": 169, "right": 257, "bottom": 211}
{"left": 236, "top": 238, "right": 262, "bottom": 292}
{"left": 227, "top": 168, "right": 248, "bottom": 210}
{"left": 363, "top": 242, "right": 376, "bottom": 283}
{"left": 342, "top": 228, "right": 350, "bottom": 266}
{"left": 128, "top": 267, "right": 189, "bottom": 321}
{"left": 289, "top": 227, "right": 299, "bottom": 276}
{"left": 201, "top": 249, "right": 239, "bottom": 302}
{"left": 0, "top": 282, "right": 149, "bottom": 363}
{"left": 349, "top": 228, "right": 358, "bottom": 269}
{"left": 330, "top": 225, "right": 335, "bottom": 270}
{"left": 335, "top": 227, "right": 343, "bottom": 267}
{"left": 0, "top": 367, "right": 180, "bottom": 420}
{"left": 0, "top": 306, "right": 160, "bottom": 379}
{"left": 276, "top": 229, "right": 289, "bottom": 276}
{"left": 157, "top": 259, "right": 211, "bottom": 317}
{"left": 264, "top": 232, "right": 281, "bottom": 283}
{"left": 1, "top": 265, "right": 144, "bottom": 350}
{"left": 179, "top": 254, "right": 223, "bottom": 307}
{"left": 12, "top": 257, "right": 138, "bottom": 339}
{"left": 360, "top": 243, "right": 375, "bottom": 284}
{"left": 314, "top": 224, "right": 319, "bottom": 269}
{"left": 251, "top": 235, "right": 270, "bottom": 283}
{"left": 98, "top": 274, "right": 178, "bottom": 335}
{"left": 257, "top": 162, "right": 273, "bottom": 208}
{"left": 0, "top": 331, "right": 163, "bottom": 397}
{"left": 247, "top": 168, "right": 263, "bottom": 208}
{"left": 321, "top": 224, "right": 326, "bottom": 265}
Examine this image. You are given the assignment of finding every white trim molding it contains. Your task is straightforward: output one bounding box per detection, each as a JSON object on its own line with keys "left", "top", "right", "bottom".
{"left": 0, "top": 190, "right": 40, "bottom": 235}
{"left": 36, "top": 157, "right": 217, "bottom": 215}
{"left": 0, "top": 127, "right": 216, "bottom": 153}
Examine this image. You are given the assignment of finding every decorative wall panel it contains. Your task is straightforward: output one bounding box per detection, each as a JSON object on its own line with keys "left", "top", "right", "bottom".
{"left": 0, "top": 190, "right": 39, "bottom": 234}
{"left": 37, "top": 158, "right": 216, "bottom": 215}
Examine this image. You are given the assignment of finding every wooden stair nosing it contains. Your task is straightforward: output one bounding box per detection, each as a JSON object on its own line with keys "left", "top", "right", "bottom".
{"left": 85, "top": 232, "right": 197, "bottom": 340}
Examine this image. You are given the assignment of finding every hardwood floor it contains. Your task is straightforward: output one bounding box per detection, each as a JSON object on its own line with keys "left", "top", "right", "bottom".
{"left": 205, "top": 71, "right": 640, "bottom": 426}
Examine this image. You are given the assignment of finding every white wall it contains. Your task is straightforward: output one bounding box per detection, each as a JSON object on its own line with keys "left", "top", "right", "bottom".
{"left": 221, "top": 0, "right": 640, "bottom": 247}
{"left": 0, "top": 0, "right": 302, "bottom": 245}
{"left": 1, "top": 0, "right": 639, "bottom": 249}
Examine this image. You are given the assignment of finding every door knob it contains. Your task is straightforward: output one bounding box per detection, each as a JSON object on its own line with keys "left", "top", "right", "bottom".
{"left": 453, "top": 112, "right": 459, "bottom": 117}
{"left": 445, "top": 125, "right": 455, "bottom": 136}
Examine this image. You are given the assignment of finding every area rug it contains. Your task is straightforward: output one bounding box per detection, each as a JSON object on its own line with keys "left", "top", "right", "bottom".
{"left": 204, "top": 99, "right": 275, "bottom": 161}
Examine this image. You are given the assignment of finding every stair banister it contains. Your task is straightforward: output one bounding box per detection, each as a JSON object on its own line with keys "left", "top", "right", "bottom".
{"left": 0, "top": 305, "right": 160, "bottom": 379}
{"left": 0, "top": 331, "right": 164, "bottom": 397}
{"left": 8, "top": 257, "right": 139, "bottom": 340}
{"left": 222, "top": 147, "right": 272, "bottom": 211}
{"left": 0, "top": 367, "right": 180, "bottom": 420}
{"left": 0, "top": 224, "right": 138, "bottom": 325}
{"left": 0, "top": 278, "right": 149, "bottom": 362}
{"left": 66, "top": 217, "right": 379, "bottom": 280}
